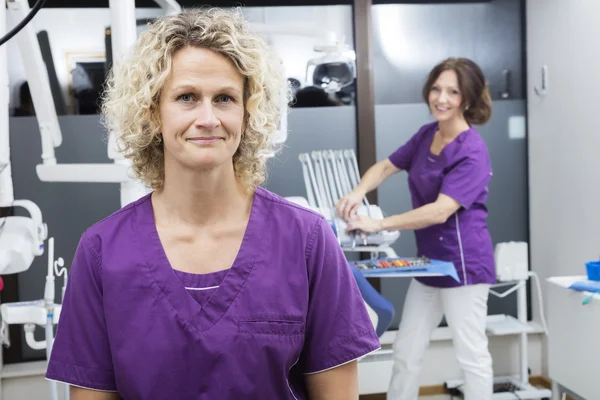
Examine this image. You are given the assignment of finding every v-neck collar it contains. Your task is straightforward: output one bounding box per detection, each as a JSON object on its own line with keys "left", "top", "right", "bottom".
{"left": 427, "top": 122, "right": 471, "bottom": 162}
{"left": 134, "top": 187, "right": 266, "bottom": 333}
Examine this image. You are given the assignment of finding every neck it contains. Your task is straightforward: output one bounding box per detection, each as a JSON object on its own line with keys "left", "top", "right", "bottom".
{"left": 153, "top": 161, "right": 253, "bottom": 228}
{"left": 438, "top": 117, "right": 470, "bottom": 141}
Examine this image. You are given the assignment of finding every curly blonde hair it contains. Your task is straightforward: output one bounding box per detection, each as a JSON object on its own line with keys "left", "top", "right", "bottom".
{"left": 101, "top": 7, "right": 291, "bottom": 190}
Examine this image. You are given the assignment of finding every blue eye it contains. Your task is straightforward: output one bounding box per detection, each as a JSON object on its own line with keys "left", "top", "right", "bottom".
{"left": 178, "top": 93, "right": 194, "bottom": 102}
{"left": 217, "top": 95, "right": 233, "bottom": 103}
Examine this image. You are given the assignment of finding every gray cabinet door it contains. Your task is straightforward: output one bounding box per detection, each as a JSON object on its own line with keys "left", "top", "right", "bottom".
{"left": 527, "top": 2, "right": 600, "bottom": 399}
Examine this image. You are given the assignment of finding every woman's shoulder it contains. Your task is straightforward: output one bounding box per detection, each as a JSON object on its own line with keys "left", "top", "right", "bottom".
{"left": 254, "top": 186, "right": 327, "bottom": 234}
{"left": 412, "top": 121, "right": 438, "bottom": 140}
{"left": 420, "top": 121, "right": 439, "bottom": 133}
{"left": 459, "top": 127, "right": 490, "bottom": 156}
{"left": 255, "top": 186, "right": 325, "bottom": 221}
{"left": 81, "top": 193, "right": 151, "bottom": 251}
{"left": 406, "top": 121, "right": 438, "bottom": 146}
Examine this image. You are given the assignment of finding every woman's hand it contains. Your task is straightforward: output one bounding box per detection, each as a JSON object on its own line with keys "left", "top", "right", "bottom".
{"left": 346, "top": 215, "right": 383, "bottom": 233}
{"left": 335, "top": 189, "right": 366, "bottom": 221}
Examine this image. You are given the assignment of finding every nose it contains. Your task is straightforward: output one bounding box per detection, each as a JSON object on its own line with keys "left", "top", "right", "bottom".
{"left": 194, "top": 101, "right": 221, "bottom": 130}
{"left": 438, "top": 90, "right": 449, "bottom": 103}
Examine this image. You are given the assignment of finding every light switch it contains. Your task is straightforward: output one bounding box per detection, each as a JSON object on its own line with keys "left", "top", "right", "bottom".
{"left": 508, "top": 116, "right": 526, "bottom": 139}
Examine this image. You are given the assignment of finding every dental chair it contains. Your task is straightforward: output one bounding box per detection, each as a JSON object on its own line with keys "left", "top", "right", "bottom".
{"left": 349, "top": 262, "right": 395, "bottom": 336}
{"left": 285, "top": 149, "right": 401, "bottom": 337}
{"left": 284, "top": 195, "right": 395, "bottom": 337}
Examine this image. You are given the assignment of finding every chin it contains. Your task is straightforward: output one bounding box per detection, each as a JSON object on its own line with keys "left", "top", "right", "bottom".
{"left": 190, "top": 155, "right": 234, "bottom": 172}
{"left": 433, "top": 113, "right": 451, "bottom": 122}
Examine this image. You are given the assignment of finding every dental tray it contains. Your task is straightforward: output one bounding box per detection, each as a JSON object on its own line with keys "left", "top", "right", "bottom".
{"left": 351, "top": 257, "right": 460, "bottom": 282}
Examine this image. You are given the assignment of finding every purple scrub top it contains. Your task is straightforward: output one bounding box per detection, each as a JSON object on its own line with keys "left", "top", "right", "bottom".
{"left": 388, "top": 121, "right": 495, "bottom": 288}
{"left": 46, "top": 186, "right": 380, "bottom": 399}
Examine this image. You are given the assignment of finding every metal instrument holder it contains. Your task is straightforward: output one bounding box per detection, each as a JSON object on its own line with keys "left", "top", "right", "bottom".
{"left": 299, "top": 149, "right": 400, "bottom": 258}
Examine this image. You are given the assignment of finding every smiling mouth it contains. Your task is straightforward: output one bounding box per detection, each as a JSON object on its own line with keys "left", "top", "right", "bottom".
{"left": 186, "top": 137, "right": 224, "bottom": 144}
{"left": 435, "top": 105, "right": 449, "bottom": 112}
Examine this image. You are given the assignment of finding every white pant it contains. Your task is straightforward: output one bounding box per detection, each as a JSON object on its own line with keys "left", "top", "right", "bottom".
{"left": 387, "top": 279, "right": 493, "bottom": 400}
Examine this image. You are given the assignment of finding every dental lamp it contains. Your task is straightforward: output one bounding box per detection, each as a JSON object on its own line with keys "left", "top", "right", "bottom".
{"left": 307, "top": 43, "right": 355, "bottom": 94}
{"left": 248, "top": 22, "right": 356, "bottom": 95}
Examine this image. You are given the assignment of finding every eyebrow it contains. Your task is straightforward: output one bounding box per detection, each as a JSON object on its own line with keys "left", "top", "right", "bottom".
{"left": 433, "top": 84, "right": 460, "bottom": 91}
{"left": 170, "top": 84, "right": 242, "bottom": 95}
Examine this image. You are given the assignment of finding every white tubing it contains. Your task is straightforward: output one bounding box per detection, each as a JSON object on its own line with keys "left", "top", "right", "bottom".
{"left": 335, "top": 151, "right": 353, "bottom": 195}
{"left": 327, "top": 150, "right": 345, "bottom": 200}
{"left": 345, "top": 149, "right": 371, "bottom": 216}
{"left": 0, "top": 1, "right": 14, "bottom": 207}
{"left": 24, "top": 324, "right": 46, "bottom": 350}
{"left": 311, "top": 151, "right": 334, "bottom": 208}
{"left": 46, "top": 238, "right": 54, "bottom": 277}
{"left": 344, "top": 149, "right": 360, "bottom": 188}
{"left": 46, "top": 317, "right": 58, "bottom": 400}
{"left": 304, "top": 154, "right": 325, "bottom": 210}
{"left": 322, "top": 151, "right": 341, "bottom": 202}
{"left": 298, "top": 154, "right": 317, "bottom": 209}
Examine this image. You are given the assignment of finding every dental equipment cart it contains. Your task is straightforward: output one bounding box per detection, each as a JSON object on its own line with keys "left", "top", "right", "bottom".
{"left": 296, "top": 149, "right": 460, "bottom": 280}
{"left": 546, "top": 276, "right": 599, "bottom": 400}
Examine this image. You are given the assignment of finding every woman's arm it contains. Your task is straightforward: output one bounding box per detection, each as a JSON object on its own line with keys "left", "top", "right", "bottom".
{"left": 337, "top": 159, "right": 401, "bottom": 221}
{"left": 70, "top": 387, "right": 120, "bottom": 400}
{"left": 354, "top": 158, "right": 401, "bottom": 196}
{"left": 299, "top": 219, "right": 380, "bottom": 399}
{"left": 305, "top": 361, "right": 359, "bottom": 400}
{"left": 380, "top": 193, "right": 461, "bottom": 231}
{"left": 347, "top": 193, "right": 462, "bottom": 233}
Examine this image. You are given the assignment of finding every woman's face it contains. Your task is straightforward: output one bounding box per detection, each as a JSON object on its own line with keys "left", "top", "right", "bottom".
{"left": 158, "top": 46, "right": 245, "bottom": 174}
{"left": 428, "top": 69, "right": 466, "bottom": 124}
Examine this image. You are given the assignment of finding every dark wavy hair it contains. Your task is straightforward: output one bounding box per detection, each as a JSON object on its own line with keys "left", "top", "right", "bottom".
{"left": 422, "top": 57, "right": 492, "bottom": 125}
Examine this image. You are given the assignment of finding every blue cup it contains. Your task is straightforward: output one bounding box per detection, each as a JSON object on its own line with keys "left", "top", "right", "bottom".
{"left": 586, "top": 261, "right": 600, "bottom": 281}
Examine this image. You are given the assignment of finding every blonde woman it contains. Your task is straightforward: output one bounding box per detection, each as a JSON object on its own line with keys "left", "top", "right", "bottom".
{"left": 46, "top": 8, "right": 379, "bottom": 400}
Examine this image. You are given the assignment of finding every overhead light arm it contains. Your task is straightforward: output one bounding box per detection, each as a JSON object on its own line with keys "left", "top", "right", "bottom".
{"left": 153, "top": 0, "right": 182, "bottom": 15}
{"left": 6, "top": 0, "right": 62, "bottom": 163}
{"left": 3, "top": 0, "right": 149, "bottom": 207}
{"left": 0, "top": 0, "right": 13, "bottom": 207}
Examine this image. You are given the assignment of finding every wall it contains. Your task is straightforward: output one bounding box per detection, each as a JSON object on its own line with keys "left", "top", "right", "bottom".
{"left": 372, "top": 0, "right": 524, "bottom": 105}
{"left": 263, "top": 106, "right": 357, "bottom": 198}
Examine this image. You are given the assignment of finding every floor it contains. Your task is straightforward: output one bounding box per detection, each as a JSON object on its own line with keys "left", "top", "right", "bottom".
{"left": 362, "top": 395, "right": 455, "bottom": 400}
